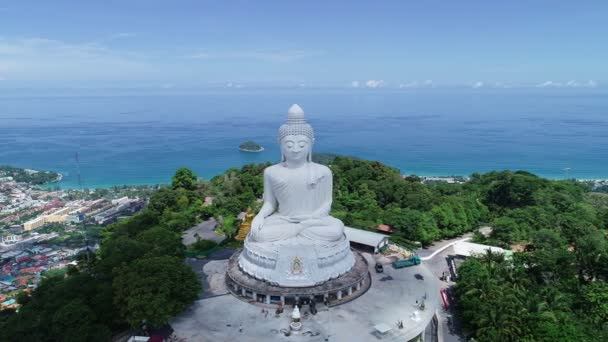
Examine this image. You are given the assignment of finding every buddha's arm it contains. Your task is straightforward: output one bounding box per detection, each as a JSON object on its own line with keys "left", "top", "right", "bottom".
{"left": 250, "top": 172, "right": 276, "bottom": 237}
{"left": 311, "top": 171, "right": 333, "bottom": 218}
{"left": 258, "top": 171, "right": 277, "bottom": 218}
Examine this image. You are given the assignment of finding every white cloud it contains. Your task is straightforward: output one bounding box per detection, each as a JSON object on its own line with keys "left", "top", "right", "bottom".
{"left": 536, "top": 80, "right": 598, "bottom": 88}
{"left": 351, "top": 81, "right": 360, "bottom": 88}
{"left": 565, "top": 79, "right": 598, "bottom": 88}
{"left": 188, "top": 52, "right": 211, "bottom": 59}
{"left": 399, "top": 81, "right": 418, "bottom": 88}
{"left": 493, "top": 82, "right": 512, "bottom": 88}
{"left": 566, "top": 80, "right": 578, "bottom": 87}
{"left": 365, "top": 79, "right": 384, "bottom": 88}
{"left": 160, "top": 83, "right": 175, "bottom": 89}
{"left": 0, "top": 37, "right": 152, "bottom": 80}
{"left": 114, "top": 32, "right": 136, "bottom": 38}
{"left": 399, "top": 80, "right": 434, "bottom": 88}
{"left": 566, "top": 80, "right": 584, "bottom": 87}
{"left": 536, "top": 81, "right": 562, "bottom": 88}
{"left": 472, "top": 81, "right": 484, "bottom": 89}
{"left": 187, "top": 50, "right": 322, "bottom": 63}
{"left": 225, "top": 82, "right": 233, "bottom": 88}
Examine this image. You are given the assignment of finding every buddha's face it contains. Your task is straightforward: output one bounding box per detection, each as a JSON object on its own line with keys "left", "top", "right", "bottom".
{"left": 281, "top": 134, "right": 311, "bottom": 163}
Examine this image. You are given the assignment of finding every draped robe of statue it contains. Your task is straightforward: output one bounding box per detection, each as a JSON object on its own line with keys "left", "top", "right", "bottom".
{"left": 251, "top": 163, "right": 343, "bottom": 244}
{"left": 238, "top": 105, "right": 355, "bottom": 287}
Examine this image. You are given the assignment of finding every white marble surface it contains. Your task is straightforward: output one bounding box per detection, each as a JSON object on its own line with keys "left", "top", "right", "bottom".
{"left": 239, "top": 104, "right": 354, "bottom": 287}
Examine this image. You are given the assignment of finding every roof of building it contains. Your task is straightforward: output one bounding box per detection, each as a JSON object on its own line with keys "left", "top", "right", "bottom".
{"left": 20, "top": 266, "right": 42, "bottom": 274}
{"left": 16, "top": 275, "right": 33, "bottom": 287}
{"left": 452, "top": 241, "right": 513, "bottom": 257}
{"left": 344, "top": 227, "right": 389, "bottom": 248}
{"left": 376, "top": 224, "right": 394, "bottom": 233}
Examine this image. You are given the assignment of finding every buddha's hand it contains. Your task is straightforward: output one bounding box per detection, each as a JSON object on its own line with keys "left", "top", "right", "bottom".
{"left": 250, "top": 214, "right": 264, "bottom": 239}
{"left": 286, "top": 215, "right": 313, "bottom": 223}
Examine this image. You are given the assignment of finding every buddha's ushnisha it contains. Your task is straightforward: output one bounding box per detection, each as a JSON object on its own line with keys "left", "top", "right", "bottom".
{"left": 249, "top": 104, "right": 344, "bottom": 244}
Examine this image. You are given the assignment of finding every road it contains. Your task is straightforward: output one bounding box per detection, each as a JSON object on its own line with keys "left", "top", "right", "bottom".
{"left": 185, "top": 247, "right": 236, "bottom": 299}
{"left": 416, "top": 234, "right": 472, "bottom": 342}
{"left": 181, "top": 218, "right": 224, "bottom": 245}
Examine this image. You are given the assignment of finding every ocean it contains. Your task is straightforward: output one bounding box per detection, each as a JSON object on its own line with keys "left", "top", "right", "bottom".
{"left": 1, "top": 88, "right": 607, "bottom": 188}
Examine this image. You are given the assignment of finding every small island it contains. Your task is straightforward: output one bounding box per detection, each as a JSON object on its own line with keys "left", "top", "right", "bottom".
{"left": 239, "top": 141, "right": 264, "bottom": 152}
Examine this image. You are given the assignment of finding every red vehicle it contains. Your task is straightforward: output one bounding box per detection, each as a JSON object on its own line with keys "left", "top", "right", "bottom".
{"left": 440, "top": 288, "right": 450, "bottom": 310}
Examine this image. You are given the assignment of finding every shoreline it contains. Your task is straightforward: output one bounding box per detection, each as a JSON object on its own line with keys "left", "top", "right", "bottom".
{"left": 42, "top": 174, "right": 608, "bottom": 191}
{"left": 46, "top": 173, "right": 63, "bottom": 184}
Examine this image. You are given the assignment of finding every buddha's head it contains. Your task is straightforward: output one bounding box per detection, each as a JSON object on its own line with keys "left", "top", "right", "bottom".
{"left": 278, "top": 104, "right": 315, "bottom": 164}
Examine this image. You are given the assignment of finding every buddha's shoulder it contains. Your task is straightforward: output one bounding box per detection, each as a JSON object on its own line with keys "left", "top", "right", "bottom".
{"left": 310, "top": 162, "right": 332, "bottom": 176}
{"left": 264, "top": 164, "right": 283, "bottom": 178}
{"left": 265, "top": 164, "right": 281, "bottom": 173}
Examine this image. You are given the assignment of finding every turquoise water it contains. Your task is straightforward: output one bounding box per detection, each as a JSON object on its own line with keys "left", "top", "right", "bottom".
{"left": 1, "top": 89, "right": 607, "bottom": 188}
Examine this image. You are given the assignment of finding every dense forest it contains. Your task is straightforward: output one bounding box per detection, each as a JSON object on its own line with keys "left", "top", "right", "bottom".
{"left": 206, "top": 156, "right": 489, "bottom": 246}
{"left": 1, "top": 157, "right": 606, "bottom": 341}
{"left": 0, "top": 165, "right": 60, "bottom": 185}
{"left": 454, "top": 172, "right": 608, "bottom": 341}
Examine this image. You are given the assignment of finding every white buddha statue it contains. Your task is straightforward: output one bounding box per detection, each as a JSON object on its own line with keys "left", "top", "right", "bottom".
{"left": 238, "top": 104, "right": 354, "bottom": 287}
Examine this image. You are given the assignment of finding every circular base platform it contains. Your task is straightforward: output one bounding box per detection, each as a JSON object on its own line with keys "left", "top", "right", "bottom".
{"left": 172, "top": 252, "right": 440, "bottom": 342}
{"left": 226, "top": 250, "right": 371, "bottom": 307}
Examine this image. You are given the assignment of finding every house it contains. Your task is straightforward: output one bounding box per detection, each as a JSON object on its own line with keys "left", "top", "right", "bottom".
{"left": 344, "top": 227, "right": 390, "bottom": 253}
{"left": 19, "top": 266, "right": 43, "bottom": 275}
{"left": 16, "top": 275, "right": 34, "bottom": 287}
{"left": 452, "top": 241, "right": 512, "bottom": 258}
{"left": 376, "top": 224, "right": 394, "bottom": 234}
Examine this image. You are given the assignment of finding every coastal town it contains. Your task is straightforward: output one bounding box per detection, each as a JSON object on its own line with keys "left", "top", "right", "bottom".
{"left": 0, "top": 168, "right": 147, "bottom": 311}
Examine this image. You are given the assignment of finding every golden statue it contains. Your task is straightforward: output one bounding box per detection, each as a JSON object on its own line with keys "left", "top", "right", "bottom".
{"left": 235, "top": 208, "right": 255, "bottom": 241}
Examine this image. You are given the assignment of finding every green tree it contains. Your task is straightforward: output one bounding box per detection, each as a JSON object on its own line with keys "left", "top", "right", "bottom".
{"left": 113, "top": 256, "right": 201, "bottom": 328}
{"left": 52, "top": 299, "right": 110, "bottom": 342}
{"left": 583, "top": 282, "right": 608, "bottom": 325}
{"left": 172, "top": 167, "right": 198, "bottom": 191}
{"left": 383, "top": 207, "right": 439, "bottom": 245}
{"left": 97, "top": 235, "right": 148, "bottom": 276}
{"left": 574, "top": 229, "right": 607, "bottom": 282}
{"left": 136, "top": 226, "right": 184, "bottom": 258}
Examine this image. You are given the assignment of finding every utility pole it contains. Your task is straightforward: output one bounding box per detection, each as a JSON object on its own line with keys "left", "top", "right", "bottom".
{"left": 563, "top": 167, "right": 571, "bottom": 180}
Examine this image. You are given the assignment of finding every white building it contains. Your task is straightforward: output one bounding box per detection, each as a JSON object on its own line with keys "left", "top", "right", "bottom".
{"left": 452, "top": 241, "right": 513, "bottom": 258}
{"left": 344, "top": 227, "right": 390, "bottom": 253}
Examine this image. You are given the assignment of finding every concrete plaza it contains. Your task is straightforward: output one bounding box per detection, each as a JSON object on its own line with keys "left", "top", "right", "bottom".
{"left": 171, "top": 252, "right": 439, "bottom": 342}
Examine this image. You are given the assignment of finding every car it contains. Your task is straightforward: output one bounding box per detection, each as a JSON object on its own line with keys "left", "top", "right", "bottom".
{"left": 374, "top": 263, "right": 384, "bottom": 273}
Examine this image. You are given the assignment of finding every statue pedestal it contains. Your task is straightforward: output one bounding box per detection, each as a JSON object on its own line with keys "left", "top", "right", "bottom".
{"left": 238, "top": 234, "right": 355, "bottom": 287}
{"left": 227, "top": 250, "right": 370, "bottom": 307}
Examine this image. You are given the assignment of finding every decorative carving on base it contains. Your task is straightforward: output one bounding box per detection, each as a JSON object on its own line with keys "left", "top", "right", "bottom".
{"left": 238, "top": 234, "right": 355, "bottom": 287}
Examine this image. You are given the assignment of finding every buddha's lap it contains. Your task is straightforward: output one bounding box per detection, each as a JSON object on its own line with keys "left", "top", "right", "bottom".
{"left": 255, "top": 216, "right": 344, "bottom": 242}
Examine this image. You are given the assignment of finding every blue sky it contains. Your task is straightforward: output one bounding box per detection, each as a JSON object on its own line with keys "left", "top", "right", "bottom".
{"left": 0, "top": 0, "right": 607, "bottom": 88}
